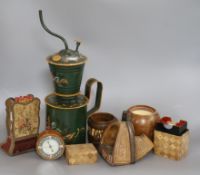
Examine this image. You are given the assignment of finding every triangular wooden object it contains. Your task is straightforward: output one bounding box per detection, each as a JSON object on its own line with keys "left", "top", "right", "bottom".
{"left": 100, "top": 121, "right": 153, "bottom": 166}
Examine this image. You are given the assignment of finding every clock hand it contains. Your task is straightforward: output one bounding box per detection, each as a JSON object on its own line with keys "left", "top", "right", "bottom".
{"left": 47, "top": 141, "right": 51, "bottom": 146}
{"left": 48, "top": 147, "right": 53, "bottom": 153}
{"left": 47, "top": 141, "right": 54, "bottom": 153}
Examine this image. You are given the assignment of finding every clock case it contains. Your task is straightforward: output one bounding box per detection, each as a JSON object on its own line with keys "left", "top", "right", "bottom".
{"left": 36, "top": 130, "right": 65, "bottom": 160}
{"left": 1, "top": 95, "right": 40, "bottom": 156}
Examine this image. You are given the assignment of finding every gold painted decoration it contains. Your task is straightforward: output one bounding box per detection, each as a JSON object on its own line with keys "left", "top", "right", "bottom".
{"left": 64, "top": 127, "right": 85, "bottom": 144}
{"left": 52, "top": 54, "right": 62, "bottom": 62}
{"left": 45, "top": 93, "right": 89, "bottom": 110}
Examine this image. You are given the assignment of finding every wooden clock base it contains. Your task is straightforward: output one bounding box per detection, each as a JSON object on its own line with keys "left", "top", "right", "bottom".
{"left": 1, "top": 136, "right": 37, "bottom": 156}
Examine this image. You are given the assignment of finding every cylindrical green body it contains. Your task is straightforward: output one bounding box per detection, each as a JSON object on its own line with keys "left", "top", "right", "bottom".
{"left": 46, "top": 94, "right": 88, "bottom": 144}
{"left": 49, "top": 63, "right": 85, "bottom": 95}
{"left": 46, "top": 105, "right": 87, "bottom": 144}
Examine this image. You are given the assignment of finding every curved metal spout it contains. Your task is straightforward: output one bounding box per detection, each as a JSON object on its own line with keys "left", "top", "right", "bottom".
{"left": 39, "top": 10, "right": 68, "bottom": 50}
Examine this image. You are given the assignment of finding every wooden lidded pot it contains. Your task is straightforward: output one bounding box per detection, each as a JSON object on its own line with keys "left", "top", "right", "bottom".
{"left": 122, "top": 105, "right": 160, "bottom": 140}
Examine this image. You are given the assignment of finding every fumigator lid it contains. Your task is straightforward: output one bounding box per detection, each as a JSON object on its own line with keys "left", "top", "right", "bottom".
{"left": 39, "top": 10, "right": 87, "bottom": 66}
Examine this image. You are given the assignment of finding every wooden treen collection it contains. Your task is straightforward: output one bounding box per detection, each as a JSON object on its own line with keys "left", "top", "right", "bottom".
{"left": 0, "top": 10, "right": 189, "bottom": 166}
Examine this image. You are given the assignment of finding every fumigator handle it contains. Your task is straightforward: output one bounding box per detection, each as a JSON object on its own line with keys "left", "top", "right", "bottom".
{"left": 85, "top": 78, "right": 103, "bottom": 116}
{"left": 39, "top": 10, "right": 69, "bottom": 50}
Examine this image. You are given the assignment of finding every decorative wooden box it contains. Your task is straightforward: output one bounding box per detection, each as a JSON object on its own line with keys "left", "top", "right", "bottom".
{"left": 1, "top": 95, "right": 40, "bottom": 156}
{"left": 65, "top": 144, "right": 98, "bottom": 165}
{"left": 154, "top": 130, "right": 189, "bottom": 160}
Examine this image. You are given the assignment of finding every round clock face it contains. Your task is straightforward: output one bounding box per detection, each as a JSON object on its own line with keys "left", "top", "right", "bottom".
{"left": 36, "top": 134, "right": 65, "bottom": 160}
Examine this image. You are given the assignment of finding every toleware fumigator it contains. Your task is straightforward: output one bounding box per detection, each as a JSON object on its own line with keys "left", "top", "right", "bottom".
{"left": 39, "top": 10, "right": 103, "bottom": 144}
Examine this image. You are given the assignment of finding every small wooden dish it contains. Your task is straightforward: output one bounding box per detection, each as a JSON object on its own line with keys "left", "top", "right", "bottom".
{"left": 88, "top": 112, "right": 118, "bottom": 150}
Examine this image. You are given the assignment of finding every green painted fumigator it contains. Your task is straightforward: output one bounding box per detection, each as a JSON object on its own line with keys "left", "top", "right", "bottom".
{"left": 39, "top": 10, "right": 103, "bottom": 144}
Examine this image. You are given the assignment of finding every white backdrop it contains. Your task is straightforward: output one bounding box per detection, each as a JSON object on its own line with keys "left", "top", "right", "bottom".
{"left": 0, "top": 0, "right": 200, "bottom": 174}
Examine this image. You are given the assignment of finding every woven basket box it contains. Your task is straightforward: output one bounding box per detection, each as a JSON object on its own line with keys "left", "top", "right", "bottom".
{"left": 154, "top": 130, "right": 189, "bottom": 160}
{"left": 65, "top": 144, "right": 98, "bottom": 165}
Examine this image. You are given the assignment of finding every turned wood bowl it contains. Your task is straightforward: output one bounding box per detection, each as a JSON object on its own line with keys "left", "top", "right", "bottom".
{"left": 88, "top": 112, "right": 118, "bottom": 149}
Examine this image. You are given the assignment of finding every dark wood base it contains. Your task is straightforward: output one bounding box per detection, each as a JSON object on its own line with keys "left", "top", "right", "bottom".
{"left": 1, "top": 137, "right": 37, "bottom": 156}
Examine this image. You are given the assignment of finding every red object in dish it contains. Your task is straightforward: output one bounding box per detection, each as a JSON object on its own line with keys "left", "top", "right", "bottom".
{"left": 160, "top": 116, "right": 172, "bottom": 124}
{"left": 176, "top": 120, "right": 187, "bottom": 127}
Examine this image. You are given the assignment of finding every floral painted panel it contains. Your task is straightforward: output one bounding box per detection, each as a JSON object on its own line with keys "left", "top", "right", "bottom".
{"left": 13, "top": 100, "right": 40, "bottom": 138}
